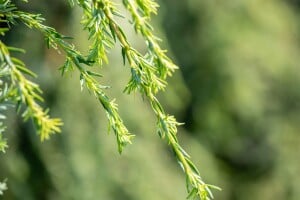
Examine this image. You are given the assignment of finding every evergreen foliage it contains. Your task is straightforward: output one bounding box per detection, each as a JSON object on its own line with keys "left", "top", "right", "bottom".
{"left": 0, "top": 0, "right": 220, "bottom": 199}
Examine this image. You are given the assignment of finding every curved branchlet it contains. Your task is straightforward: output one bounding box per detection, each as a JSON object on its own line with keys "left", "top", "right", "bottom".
{"left": 122, "top": 0, "right": 178, "bottom": 79}
{"left": 79, "top": 70, "right": 134, "bottom": 153}
{"left": 0, "top": 1, "right": 62, "bottom": 143}
{"left": 0, "top": 40, "right": 63, "bottom": 141}
{"left": 79, "top": 0, "right": 114, "bottom": 64}
{"left": 79, "top": 0, "right": 220, "bottom": 199}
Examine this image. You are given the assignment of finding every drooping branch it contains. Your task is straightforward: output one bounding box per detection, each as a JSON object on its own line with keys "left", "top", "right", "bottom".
{"left": 0, "top": 0, "right": 220, "bottom": 199}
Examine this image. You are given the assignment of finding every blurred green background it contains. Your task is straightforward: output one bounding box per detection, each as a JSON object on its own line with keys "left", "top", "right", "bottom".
{"left": 1, "top": 0, "right": 300, "bottom": 199}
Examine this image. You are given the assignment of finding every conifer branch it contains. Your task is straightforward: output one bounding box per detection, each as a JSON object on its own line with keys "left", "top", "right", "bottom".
{"left": 18, "top": 9, "right": 134, "bottom": 153}
{"left": 0, "top": 0, "right": 220, "bottom": 199}
{"left": 1, "top": 0, "right": 134, "bottom": 152}
{"left": 0, "top": 40, "right": 63, "bottom": 141}
{"left": 85, "top": 0, "right": 220, "bottom": 199}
